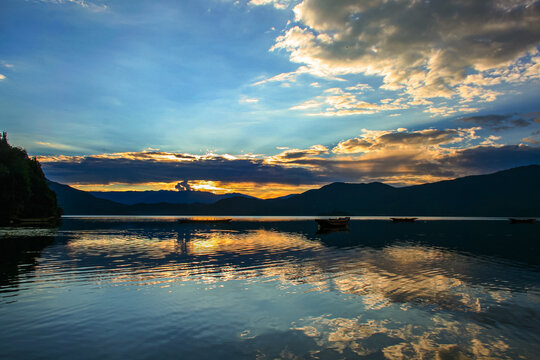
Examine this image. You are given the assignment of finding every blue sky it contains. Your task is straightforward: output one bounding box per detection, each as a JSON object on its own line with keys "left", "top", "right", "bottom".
{"left": 1, "top": 0, "right": 539, "bottom": 197}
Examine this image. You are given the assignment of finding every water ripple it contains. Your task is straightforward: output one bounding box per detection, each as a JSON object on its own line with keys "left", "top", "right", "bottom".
{"left": 1, "top": 218, "right": 539, "bottom": 359}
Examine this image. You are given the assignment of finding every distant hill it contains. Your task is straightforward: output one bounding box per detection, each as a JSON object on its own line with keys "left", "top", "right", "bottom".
{"left": 90, "top": 190, "right": 254, "bottom": 205}
{"left": 263, "top": 165, "right": 540, "bottom": 216}
{"left": 47, "top": 181, "right": 129, "bottom": 215}
{"left": 52, "top": 165, "right": 540, "bottom": 216}
{"left": 0, "top": 132, "right": 61, "bottom": 224}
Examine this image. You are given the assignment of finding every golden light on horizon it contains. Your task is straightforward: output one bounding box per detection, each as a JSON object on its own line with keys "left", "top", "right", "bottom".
{"left": 69, "top": 180, "right": 321, "bottom": 199}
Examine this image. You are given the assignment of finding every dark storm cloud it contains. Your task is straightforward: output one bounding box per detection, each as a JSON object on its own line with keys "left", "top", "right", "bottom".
{"left": 42, "top": 155, "right": 321, "bottom": 185}
{"left": 40, "top": 143, "right": 540, "bottom": 187}
{"left": 375, "top": 130, "right": 463, "bottom": 147}
{"left": 175, "top": 180, "right": 193, "bottom": 192}
{"left": 270, "top": 145, "right": 328, "bottom": 162}
{"left": 438, "top": 145, "right": 540, "bottom": 174}
{"left": 458, "top": 113, "right": 538, "bottom": 131}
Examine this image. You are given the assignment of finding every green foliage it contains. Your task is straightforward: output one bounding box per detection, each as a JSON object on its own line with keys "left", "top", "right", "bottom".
{"left": 0, "top": 133, "right": 62, "bottom": 223}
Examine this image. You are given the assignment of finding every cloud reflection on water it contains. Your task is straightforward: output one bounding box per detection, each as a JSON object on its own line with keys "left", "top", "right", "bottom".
{"left": 18, "top": 220, "right": 539, "bottom": 359}
{"left": 59, "top": 224, "right": 538, "bottom": 312}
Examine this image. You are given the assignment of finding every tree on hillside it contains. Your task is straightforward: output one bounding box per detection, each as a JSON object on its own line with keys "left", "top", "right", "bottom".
{"left": 0, "top": 132, "right": 62, "bottom": 223}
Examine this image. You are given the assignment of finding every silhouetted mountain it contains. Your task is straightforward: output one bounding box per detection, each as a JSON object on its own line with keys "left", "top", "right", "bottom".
{"left": 53, "top": 165, "right": 540, "bottom": 216}
{"left": 90, "top": 190, "right": 254, "bottom": 205}
{"left": 47, "top": 181, "right": 129, "bottom": 215}
{"left": 0, "top": 132, "right": 61, "bottom": 224}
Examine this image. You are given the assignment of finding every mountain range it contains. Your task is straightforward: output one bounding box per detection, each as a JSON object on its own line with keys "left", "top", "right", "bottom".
{"left": 90, "top": 190, "right": 253, "bottom": 205}
{"left": 48, "top": 165, "right": 540, "bottom": 216}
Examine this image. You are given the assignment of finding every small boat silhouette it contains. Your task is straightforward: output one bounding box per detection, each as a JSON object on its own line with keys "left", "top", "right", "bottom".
{"left": 390, "top": 217, "right": 418, "bottom": 223}
{"left": 177, "top": 218, "right": 233, "bottom": 224}
{"left": 508, "top": 218, "right": 536, "bottom": 224}
{"left": 315, "top": 217, "right": 350, "bottom": 229}
{"left": 9, "top": 216, "right": 60, "bottom": 227}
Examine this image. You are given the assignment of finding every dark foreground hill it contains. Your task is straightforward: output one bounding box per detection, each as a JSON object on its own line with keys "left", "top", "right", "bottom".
{"left": 0, "top": 133, "right": 62, "bottom": 224}
{"left": 52, "top": 165, "right": 540, "bottom": 216}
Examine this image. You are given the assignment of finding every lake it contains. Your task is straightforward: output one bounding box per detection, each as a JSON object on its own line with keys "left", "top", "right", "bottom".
{"left": 1, "top": 216, "right": 539, "bottom": 359}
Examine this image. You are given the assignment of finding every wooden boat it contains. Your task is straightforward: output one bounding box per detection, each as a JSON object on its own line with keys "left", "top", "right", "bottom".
{"left": 315, "top": 217, "right": 350, "bottom": 229}
{"left": 8, "top": 216, "right": 60, "bottom": 227}
{"left": 390, "top": 217, "right": 418, "bottom": 223}
{"left": 177, "top": 218, "right": 233, "bottom": 224}
{"left": 509, "top": 218, "right": 536, "bottom": 224}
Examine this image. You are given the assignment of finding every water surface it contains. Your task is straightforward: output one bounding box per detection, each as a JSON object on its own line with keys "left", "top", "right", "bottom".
{"left": 1, "top": 217, "right": 539, "bottom": 359}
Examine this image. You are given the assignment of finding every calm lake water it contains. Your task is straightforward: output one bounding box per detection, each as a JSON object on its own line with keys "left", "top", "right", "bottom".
{"left": 1, "top": 217, "right": 539, "bottom": 359}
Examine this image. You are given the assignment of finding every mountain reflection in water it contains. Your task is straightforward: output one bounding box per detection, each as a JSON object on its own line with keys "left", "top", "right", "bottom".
{"left": 0, "top": 217, "right": 539, "bottom": 359}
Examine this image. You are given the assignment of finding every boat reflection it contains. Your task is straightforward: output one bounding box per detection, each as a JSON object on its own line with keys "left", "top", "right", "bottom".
{"left": 316, "top": 227, "right": 350, "bottom": 235}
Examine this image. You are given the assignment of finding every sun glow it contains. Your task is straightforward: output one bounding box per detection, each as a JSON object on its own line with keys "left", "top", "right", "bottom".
{"left": 69, "top": 180, "right": 320, "bottom": 199}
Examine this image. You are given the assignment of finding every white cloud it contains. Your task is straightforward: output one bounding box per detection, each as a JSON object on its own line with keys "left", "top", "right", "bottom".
{"left": 0, "top": 74, "right": 5, "bottom": 81}
{"left": 290, "top": 99, "right": 321, "bottom": 110}
{"left": 38, "top": 0, "right": 108, "bottom": 12}
{"left": 248, "top": 0, "right": 290, "bottom": 10}
{"left": 239, "top": 96, "right": 259, "bottom": 104}
{"left": 266, "top": 0, "right": 540, "bottom": 103}
{"left": 35, "top": 141, "right": 79, "bottom": 151}
{"left": 291, "top": 87, "right": 408, "bottom": 116}
{"left": 424, "top": 105, "right": 479, "bottom": 117}
{"left": 332, "top": 128, "right": 479, "bottom": 154}
{"left": 252, "top": 65, "right": 345, "bottom": 86}
{"left": 480, "top": 135, "right": 502, "bottom": 146}
{"left": 456, "top": 85, "right": 502, "bottom": 103}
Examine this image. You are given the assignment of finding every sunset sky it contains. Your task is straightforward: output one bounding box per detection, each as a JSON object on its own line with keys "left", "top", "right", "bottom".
{"left": 1, "top": 0, "right": 539, "bottom": 198}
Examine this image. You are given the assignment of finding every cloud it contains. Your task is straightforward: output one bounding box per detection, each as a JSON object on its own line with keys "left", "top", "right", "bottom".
{"left": 248, "top": 0, "right": 290, "bottom": 10}
{"left": 40, "top": 151, "right": 321, "bottom": 186}
{"left": 239, "top": 96, "right": 259, "bottom": 104}
{"left": 261, "top": 127, "right": 538, "bottom": 185}
{"left": 38, "top": 0, "right": 108, "bottom": 12}
{"left": 455, "top": 85, "right": 502, "bottom": 103}
{"left": 266, "top": 0, "right": 540, "bottom": 102}
{"left": 291, "top": 87, "right": 408, "bottom": 116}
{"left": 528, "top": 111, "right": 540, "bottom": 123}
{"left": 458, "top": 113, "right": 538, "bottom": 131}
{"left": 521, "top": 137, "right": 539, "bottom": 144}
{"left": 290, "top": 99, "right": 321, "bottom": 110}
{"left": 252, "top": 65, "right": 345, "bottom": 86}
{"left": 276, "top": 144, "right": 540, "bottom": 186}
{"left": 269, "top": 144, "right": 328, "bottom": 162}
{"left": 520, "top": 125, "right": 540, "bottom": 144}
{"left": 332, "top": 128, "right": 478, "bottom": 154}
{"left": 38, "top": 128, "right": 540, "bottom": 190}
{"left": 174, "top": 180, "right": 193, "bottom": 192}
{"left": 35, "top": 141, "right": 79, "bottom": 151}
{"left": 331, "top": 138, "right": 372, "bottom": 154}
{"left": 438, "top": 144, "right": 540, "bottom": 175}
{"left": 0, "top": 74, "right": 6, "bottom": 81}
